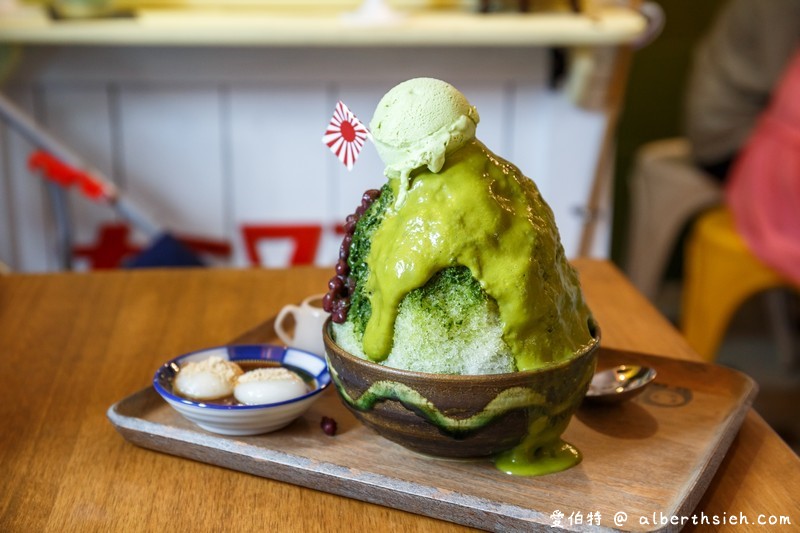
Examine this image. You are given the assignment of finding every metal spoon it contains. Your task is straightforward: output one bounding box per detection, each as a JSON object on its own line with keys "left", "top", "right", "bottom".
{"left": 585, "top": 365, "right": 657, "bottom": 404}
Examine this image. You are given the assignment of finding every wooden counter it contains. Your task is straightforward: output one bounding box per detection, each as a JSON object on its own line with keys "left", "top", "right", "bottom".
{"left": 0, "top": 260, "right": 797, "bottom": 531}
{"left": 0, "top": 5, "right": 645, "bottom": 47}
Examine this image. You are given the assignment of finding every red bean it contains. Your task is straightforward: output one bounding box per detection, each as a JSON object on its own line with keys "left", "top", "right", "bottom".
{"left": 332, "top": 308, "right": 346, "bottom": 323}
{"left": 327, "top": 188, "right": 383, "bottom": 323}
{"left": 363, "top": 189, "right": 380, "bottom": 203}
{"left": 335, "top": 259, "right": 349, "bottom": 276}
{"left": 321, "top": 416, "right": 338, "bottom": 436}
{"left": 328, "top": 276, "right": 344, "bottom": 293}
{"left": 322, "top": 292, "right": 334, "bottom": 312}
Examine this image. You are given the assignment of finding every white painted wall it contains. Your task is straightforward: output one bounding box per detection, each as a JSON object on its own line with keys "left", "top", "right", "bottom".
{"left": 0, "top": 45, "right": 614, "bottom": 272}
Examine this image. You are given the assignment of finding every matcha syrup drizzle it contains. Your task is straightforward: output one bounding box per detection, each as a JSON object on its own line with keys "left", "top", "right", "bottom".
{"left": 361, "top": 139, "right": 594, "bottom": 371}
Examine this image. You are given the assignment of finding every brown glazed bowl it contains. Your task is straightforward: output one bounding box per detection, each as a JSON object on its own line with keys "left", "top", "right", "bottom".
{"left": 323, "top": 318, "right": 600, "bottom": 459}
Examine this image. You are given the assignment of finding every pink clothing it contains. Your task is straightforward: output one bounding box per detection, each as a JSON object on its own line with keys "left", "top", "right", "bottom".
{"left": 725, "top": 48, "right": 800, "bottom": 285}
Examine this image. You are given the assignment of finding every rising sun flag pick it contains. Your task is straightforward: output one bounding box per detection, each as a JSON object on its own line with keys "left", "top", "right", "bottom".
{"left": 322, "top": 101, "right": 370, "bottom": 171}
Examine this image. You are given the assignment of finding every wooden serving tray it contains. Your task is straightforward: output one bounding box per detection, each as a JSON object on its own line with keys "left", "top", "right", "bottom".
{"left": 108, "top": 319, "right": 757, "bottom": 532}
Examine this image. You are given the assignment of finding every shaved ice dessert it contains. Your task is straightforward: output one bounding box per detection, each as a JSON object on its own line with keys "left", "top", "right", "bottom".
{"left": 322, "top": 78, "right": 599, "bottom": 475}
{"left": 324, "top": 78, "right": 595, "bottom": 376}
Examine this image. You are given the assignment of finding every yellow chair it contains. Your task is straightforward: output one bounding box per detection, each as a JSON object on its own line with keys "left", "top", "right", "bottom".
{"left": 681, "top": 206, "right": 796, "bottom": 361}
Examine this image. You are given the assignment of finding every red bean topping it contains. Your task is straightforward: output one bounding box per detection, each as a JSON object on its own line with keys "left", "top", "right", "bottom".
{"left": 326, "top": 187, "right": 382, "bottom": 324}
{"left": 321, "top": 416, "right": 337, "bottom": 436}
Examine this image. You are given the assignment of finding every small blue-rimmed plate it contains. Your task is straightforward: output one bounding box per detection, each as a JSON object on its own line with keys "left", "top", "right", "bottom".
{"left": 153, "top": 344, "right": 330, "bottom": 436}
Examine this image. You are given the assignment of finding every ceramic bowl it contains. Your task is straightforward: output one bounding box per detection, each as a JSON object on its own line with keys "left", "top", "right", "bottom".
{"left": 323, "top": 319, "right": 599, "bottom": 459}
{"left": 153, "top": 344, "right": 330, "bottom": 436}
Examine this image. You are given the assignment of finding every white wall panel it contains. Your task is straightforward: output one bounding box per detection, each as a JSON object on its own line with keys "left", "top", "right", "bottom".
{"left": 118, "top": 87, "right": 226, "bottom": 244}
{"left": 2, "top": 46, "right": 612, "bottom": 271}
{"left": 3, "top": 88, "right": 55, "bottom": 272}
{"left": 458, "top": 83, "right": 507, "bottom": 162}
{"left": 510, "top": 81, "right": 550, "bottom": 193}
{"left": 536, "top": 91, "right": 605, "bottom": 257}
{"left": 0, "top": 121, "right": 16, "bottom": 270}
{"left": 228, "top": 85, "right": 331, "bottom": 267}
{"left": 41, "top": 85, "right": 118, "bottom": 261}
{"left": 229, "top": 86, "right": 330, "bottom": 222}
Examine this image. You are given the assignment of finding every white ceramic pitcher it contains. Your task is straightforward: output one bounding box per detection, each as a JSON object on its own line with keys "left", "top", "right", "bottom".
{"left": 275, "top": 294, "right": 329, "bottom": 355}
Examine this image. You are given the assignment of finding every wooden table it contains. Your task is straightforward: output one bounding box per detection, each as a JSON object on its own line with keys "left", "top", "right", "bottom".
{"left": 1, "top": 260, "right": 797, "bottom": 531}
